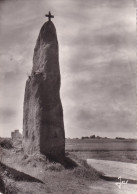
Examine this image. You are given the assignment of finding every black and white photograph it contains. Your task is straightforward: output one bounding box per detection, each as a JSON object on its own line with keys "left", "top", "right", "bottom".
{"left": 0, "top": 0, "right": 136, "bottom": 193}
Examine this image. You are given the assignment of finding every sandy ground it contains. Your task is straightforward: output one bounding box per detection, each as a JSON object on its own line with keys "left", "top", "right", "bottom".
{"left": 89, "top": 180, "right": 137, "bottom": 194}
{"left": 87, "top": 159, "right": 137, "bottom": 194}
{"left": 87, "top": 159, "right": 137, "bottom": 179}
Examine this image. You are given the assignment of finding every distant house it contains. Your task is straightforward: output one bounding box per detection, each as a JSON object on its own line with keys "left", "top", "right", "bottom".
{"left": 90, "top": 135, "right": 95, "bottom": 139}
{"left": 81, "top": 136, "right": 89, "bottom": 140}
{"left": 11, "top": 130, "right": 22, "bottom": 139}
{"left": 96, "top": 136, "right": 101, "bottom": 139}
{"left": 116, "top": 137, "right": 125, "bottom": 140}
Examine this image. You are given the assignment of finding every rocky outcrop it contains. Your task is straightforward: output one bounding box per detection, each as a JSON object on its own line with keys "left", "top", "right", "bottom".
{"left": 23, "top": 21, "right": 65, "bottom": 161}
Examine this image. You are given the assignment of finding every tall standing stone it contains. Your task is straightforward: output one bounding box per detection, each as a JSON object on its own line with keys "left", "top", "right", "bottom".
{"left": 23, "top": 20, "right": 65, "bottom": 161}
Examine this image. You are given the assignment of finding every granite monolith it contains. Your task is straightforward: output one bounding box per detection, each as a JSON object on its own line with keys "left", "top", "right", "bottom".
{"left": 23, "top": 21, "right": 65, "bottom": 161}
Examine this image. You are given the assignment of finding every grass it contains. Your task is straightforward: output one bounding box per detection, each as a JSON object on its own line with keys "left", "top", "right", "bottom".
{"left": 0, "top": 138, "right": 13, "bottom": 149}
{"left": 0, "top": 146, "right": 101, "bottom": 194}
{"left": 69, "top": 150, "right": 137, "bottom": 163}
{"left": 1, "top": 138, "right": 136, "bottom": 193}
{"left": 0, "top": 177, "right": 19, "bottom": 194}
{"left": 65, "top": 139, "right": 137, "bottom": 164}
{"left": 45, "top": 163, "right": 64, "bottom": 171}
{"left": 66, "top": 139, "right": 137, "bottom": 151}
{"left": 67, "top": 153, "right": 101, "bottom": 181}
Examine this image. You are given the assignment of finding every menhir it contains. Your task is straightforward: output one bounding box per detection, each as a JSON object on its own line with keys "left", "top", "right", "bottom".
{"left": 23, "top": 21, "right": 65, "bottom": 162}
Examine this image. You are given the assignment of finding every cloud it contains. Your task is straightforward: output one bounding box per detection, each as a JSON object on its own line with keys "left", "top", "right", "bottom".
{"left": 0, "top": 107, "right": 16, "bottom": 122}
{"left": 0, "top": 0, "right": 136, "bottom": 138}
{"left": 76, "top": 109, "right": 134, "bottom": 130}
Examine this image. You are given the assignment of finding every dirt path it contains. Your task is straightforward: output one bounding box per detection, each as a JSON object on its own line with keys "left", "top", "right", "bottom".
{"left": 87, "top": 159, "right": 137, "bottom": 194}
{"left": 88, "top": 180, "right": 137, "bottom": 194}
{"left": 87, "top": 159, "right": 137, "bottom": 179}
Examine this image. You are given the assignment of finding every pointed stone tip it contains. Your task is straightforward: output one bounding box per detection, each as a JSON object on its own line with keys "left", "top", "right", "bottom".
{"left": 44, "top": 20, "right": 55, "bottom": 26}
{"left": 32, "top": 19, "right": 58, "bottom": 73}
{"left": 39, "top": 20, "right": 57, "bottom": 41}
{"left": 42, "top": 20, "right": 56, "bottom": 31}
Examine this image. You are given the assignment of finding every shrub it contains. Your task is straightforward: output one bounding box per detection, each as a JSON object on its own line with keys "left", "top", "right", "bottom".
{"left": 72, "top": 165, "right": 101, "bottom": 181}
{"left": 0, "top": 138, "right": 13, "bottom": 149}
{"left": 46, "top": 163, "right": 64, "bottom": 171}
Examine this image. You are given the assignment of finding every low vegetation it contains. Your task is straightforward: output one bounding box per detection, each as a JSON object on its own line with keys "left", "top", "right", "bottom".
{"left": 72, "top": 150, "right": 137, "bottom": 164}
{"left": 0, "top": 141, "right": 102, "bottom": 194}
{"left": 0, "top": 138, "right": 13, "bottom": 149}
{"left": 1, "top": 137, "right": 136, "bottom": 193}
{"left": 66, "top": 138, "right": 137, "bottom": 152}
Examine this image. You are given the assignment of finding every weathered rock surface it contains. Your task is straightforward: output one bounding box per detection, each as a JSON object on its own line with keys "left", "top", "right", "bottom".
{"left": 23, "top": 21, "right": 65, "bottom": 161}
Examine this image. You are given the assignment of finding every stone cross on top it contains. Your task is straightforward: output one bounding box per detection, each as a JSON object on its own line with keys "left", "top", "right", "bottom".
{"left": 45, "top": 11, "right": 54, "bottom": 21}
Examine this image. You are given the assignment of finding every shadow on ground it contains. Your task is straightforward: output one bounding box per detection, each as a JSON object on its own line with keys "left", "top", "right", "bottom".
{"left": 47, "top": 153, "right": 78, "bottom": 169}
{"left": 63, "top": 156, "right": 78, "bottom": 169}
{"left": 0, "top": 162, "right": 43, "bottom": 183}
{"left": 0, "top": 178, "right": 5, "bottom": 194}
{"left": 101, "top": 175, "right": 137, "bottom": 184}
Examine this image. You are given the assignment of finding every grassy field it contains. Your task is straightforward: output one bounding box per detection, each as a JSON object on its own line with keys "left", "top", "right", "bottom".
{"left": 65, "top": 139, "right": 137, "bottom": 164}
{"left": 65, "top": 139, "right": 137, "bottom": 151}
{"left": 70, "top": 150, "right": 137, "bottom": 163}
{"left": 65, "top": 139, "right": 137, "bottom": 193}
{"left": 0, "top": 138, "right": 137, "bottom": 193}
{"left": 0, "top": 140, "right": 101, "bottom": 194}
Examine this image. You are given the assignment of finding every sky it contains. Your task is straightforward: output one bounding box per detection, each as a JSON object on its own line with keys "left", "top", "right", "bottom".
{"left": 0, "top": 0, "right": 136, "bottom": 138}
